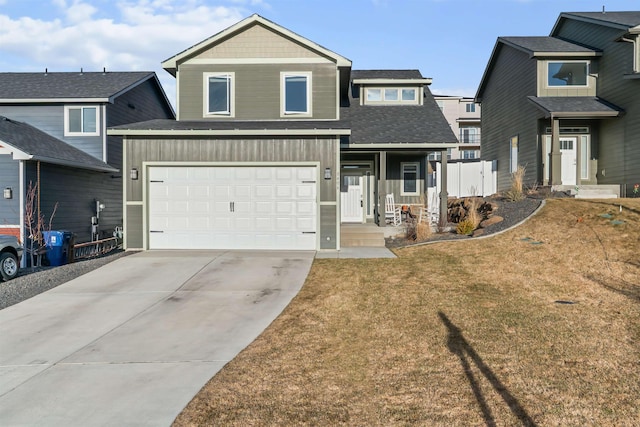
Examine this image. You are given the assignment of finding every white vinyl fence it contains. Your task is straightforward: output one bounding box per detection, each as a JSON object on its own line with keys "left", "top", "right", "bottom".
{"left": 435, "top": 160, "right": 497, "bottom": 198}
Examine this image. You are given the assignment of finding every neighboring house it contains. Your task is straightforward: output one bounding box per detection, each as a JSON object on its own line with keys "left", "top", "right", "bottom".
{"left": 433, "top": 95, "right": 481, "bottom": 160}
{"left": 476, "top": 11, "right": 640, "bottom": 195}
{"left": 109, "top": 14, "right": 457, "bottom": 252}
{"left": 0, "top": 72, "right": 175, "bottom": 245}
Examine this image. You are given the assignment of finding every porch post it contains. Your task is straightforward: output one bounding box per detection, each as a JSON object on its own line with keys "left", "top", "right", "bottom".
{"left": 439, "top": 150, "right": 448, "bottom": 226}
{"left": 379, "top": 151, "right": 387, "bottom": 227}
{"left": 550, "top": 116, "right": 562, "bottom": 186}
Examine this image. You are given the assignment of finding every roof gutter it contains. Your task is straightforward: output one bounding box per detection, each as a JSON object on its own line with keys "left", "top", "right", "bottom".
{"left": 108, "top": 128, "right": 351, "bottom": 137}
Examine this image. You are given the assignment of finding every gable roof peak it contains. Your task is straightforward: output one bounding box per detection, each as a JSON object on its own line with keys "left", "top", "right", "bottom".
{"left": 162, "top": 14, "right": 352, "bottom": 76}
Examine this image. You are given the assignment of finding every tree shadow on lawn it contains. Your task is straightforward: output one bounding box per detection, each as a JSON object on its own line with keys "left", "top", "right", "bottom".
{"left": 439, "top": 311, "right": 537, "bottom": 427}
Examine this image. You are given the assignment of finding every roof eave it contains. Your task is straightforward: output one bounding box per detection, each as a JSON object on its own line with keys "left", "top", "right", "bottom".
{"left": 340, "top": 142, "right": 458, "bottom": 149}
{"left": 531, "top": 51, "right": 601, "bottom": 58}
{"left": 551, "top": 13, "right": 636, "bottom": 36}
{"left": 0, "top": 98, "right": 109, "bottom": 104}
{"left": 108, "top": 128, "right": 351, "bottom": 137}
{"left": 352, "top": 78, "right": 432, "bottom": 85}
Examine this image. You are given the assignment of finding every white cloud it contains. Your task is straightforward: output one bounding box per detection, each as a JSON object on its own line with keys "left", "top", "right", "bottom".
{"left": 0, "top": 0, "right": 253, "bottom": 107}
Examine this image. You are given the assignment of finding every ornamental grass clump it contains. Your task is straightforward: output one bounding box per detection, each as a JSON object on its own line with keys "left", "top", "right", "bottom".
{"left": 456, "top": 218, "right": 476, "bottom": 235}
{"left": 505, "top": 165, "right": 526, "bottom": 202}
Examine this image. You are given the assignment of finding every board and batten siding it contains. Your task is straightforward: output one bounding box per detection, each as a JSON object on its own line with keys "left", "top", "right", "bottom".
{"left": 178, "top": 63, "right": 337, "bottom": 121}
{"left": 480, "top": 44, "right": 541, "bottom": 191}
{"left": 0, "top": 156, "right": 20, "bottom": 226}
{"left": 555, "top": 18, "right": 640, "bottom": 188}
{"left": 25, "top": 162, "right": 122, "bottom": 243}
{"left": 124, "top": 136, "right": 339, "bottom": 249}
{"left": 0, "top": 104, "right": 105, "bottom": 161}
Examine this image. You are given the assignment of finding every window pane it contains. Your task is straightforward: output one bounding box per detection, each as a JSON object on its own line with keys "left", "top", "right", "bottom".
{"left": 285, "top": 75, "right": 307, "bottom": 113}
{"left": 401, "top": 88, "right": 416, "bottom": 101}
{"left": 402, "top": 164, "right": 418, "bottom": 194}
{"left": 82, "top": 107, "right": 97, "bottom": 133}
{"left": 69, "top": 108, "right": 82, "bottom": 133}
{"left": 208, "top": 76, "right": 229, "bottom": 113}
{"left": 466, "top": 103, "right": 476, "bottom": 112}
{"left": 367, "top": 89, "right": 382, "bottom": 101}
{"left": 384, "top": 88, "right": 398, "bottom": 101}
{"left": 548, "top": 62, "right": 587, "bottom": 86}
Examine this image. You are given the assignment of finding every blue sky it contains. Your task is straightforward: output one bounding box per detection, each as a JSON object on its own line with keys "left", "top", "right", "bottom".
{"left": 0, "top": 0, "right": 636, "bottom": 106}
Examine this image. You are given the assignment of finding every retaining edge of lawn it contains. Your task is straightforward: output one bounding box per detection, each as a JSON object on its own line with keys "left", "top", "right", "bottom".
{"left": 398, "top": 199, "right": 547, "bottom": 249}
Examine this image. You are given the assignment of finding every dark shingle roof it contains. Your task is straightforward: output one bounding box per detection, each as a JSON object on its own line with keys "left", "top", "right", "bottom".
{"left": 341, "top": 86, "right": 457, "bottom": 145}
{"left": 110, "top": 119, "right": 350, "bottom": 131}
{"left": 0, "top": 72, "right": 155, "bottom": 100}
{"left": 527, "top": 96, "right": 624, "bottom": 117}
{"left": 561, "top": 11, "right": 640, "bottom": 28}
{"left": 351, "top": 70, "right": 424, "bottom": 80}
{"left": 499, "top": 36, "right": 599, "bottom": 54}
{"left": 0, "top": 116, "right": 117, "bottom": 172}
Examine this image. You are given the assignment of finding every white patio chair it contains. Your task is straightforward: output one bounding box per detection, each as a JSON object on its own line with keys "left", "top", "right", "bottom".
{"left": 385, "top": 193, "right": 401, "bottom": 226}
{"left": 427, "top": 187, "right": 440, "bottom": 226}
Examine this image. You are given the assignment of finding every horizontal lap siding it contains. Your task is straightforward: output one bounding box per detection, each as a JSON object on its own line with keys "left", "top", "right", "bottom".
{"left": 0, "top": 104, "right": 104, "bottom": 160}
{"left": 178, "top": 63, "right": 337, "bottom": 120}
{"left": 481, "top": 45, "right": 540, "bottom": 190}
{"left": 107, "top": 78, "right": 175, "bottom": 169}
{"left": 555, "top": 19, "right": 640, "bottom": 187}
{"left": 25, "top": 162, "right": 122, "bottom": 243}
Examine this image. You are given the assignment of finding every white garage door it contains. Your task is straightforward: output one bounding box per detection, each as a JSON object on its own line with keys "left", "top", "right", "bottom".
{"left": 148, "top": 166, "right": 317, "bottom": 250}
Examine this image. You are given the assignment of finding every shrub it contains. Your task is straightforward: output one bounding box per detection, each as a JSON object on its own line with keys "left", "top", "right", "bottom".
{"left": 456, "top": 219, "right": 476, "bottom": 235}
{"left": 505, "top": 165, "right": 526, "bottom": 202}
{"left": 465, "top": 197, "right": 482, "bottom": 228}
{"left": 415, "top": 221, "right": 432, "bottom": 241}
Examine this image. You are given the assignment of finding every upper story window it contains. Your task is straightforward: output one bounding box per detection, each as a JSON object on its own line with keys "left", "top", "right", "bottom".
{"left": 364, "top": 87, "right": 419, "bottom": 105}
{"left": 465, "top": 103, "right": 476, "bottom": 113}
{"left": 282, "top": 72, "right": 311, "bottom": 116}
{"left": 64, "top": 105, "right": 99, "bottom": 136}
{"left": 204, "top": 72, "right": 234, "bottom": 116}
{"left": 547, "top": 61, "right": 588, "bottom": 87}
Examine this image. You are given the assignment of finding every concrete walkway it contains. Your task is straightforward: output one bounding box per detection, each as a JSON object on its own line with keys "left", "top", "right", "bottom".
{"left": 0, "top": 250, "right": 314, "bottom": 426}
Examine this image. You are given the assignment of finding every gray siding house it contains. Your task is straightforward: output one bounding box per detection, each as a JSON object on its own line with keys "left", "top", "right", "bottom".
{"left": 109, "top": 14, "right": 456, "bottom": 252}
{"left": 0, "top": 72, "right": 174, "bottom": 245}
{"left": 476, "top": 11, "right": 640, "bottom": 195}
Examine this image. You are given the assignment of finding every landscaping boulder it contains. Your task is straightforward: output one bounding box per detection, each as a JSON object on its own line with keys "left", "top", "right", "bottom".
{"left": 480, "top": 215, "right": 503, "bottom": 228}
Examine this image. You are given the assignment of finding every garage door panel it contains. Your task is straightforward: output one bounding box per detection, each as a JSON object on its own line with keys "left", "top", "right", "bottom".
{"left": 149, "top": 166, "right": 317, "bottom": 250}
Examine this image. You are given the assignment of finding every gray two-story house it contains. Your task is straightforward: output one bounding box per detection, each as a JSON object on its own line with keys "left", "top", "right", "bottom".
{"left": 0, "top": 72, "right": 174, "bottom": 245}
{"left": 476, "top": 11, "right": 640, "bottom": 196}
{"left": 109, "top": 14, "right": 456, "bottom": 252}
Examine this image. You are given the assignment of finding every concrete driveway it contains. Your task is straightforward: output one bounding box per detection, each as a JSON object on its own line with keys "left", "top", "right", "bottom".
{"left": 0, "top": 250, "right": 314, "bottom": 426}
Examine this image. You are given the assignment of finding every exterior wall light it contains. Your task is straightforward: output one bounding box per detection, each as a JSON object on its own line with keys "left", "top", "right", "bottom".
{"left": 3, "top": 187, "right": 12, "bottom": 199}
{"left": 324, "top": 167, "right": 331, "bottom": 180}
{"left": 130, "top": 168, "right": 139, "bottom": 180}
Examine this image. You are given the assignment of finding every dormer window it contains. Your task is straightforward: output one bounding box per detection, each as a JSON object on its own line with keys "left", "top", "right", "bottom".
{"left": 547, "top": 61, "right": 588, "bottom": 87}
{"left": 364, "top": 87, "right": 419, "bottom": 105}
{"left": 64, "top": 105, "right": 99, "bottom": 136}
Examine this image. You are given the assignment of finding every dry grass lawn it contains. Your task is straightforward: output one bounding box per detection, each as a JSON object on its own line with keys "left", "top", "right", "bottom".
{"left": 175, "top": 199, "right": 640, "bottom": 426}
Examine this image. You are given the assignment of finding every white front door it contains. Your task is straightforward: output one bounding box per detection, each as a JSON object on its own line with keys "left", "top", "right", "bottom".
{"left": 560, "top": 137, "right": 577, "bottom": 185}
{"left": 340, "top": 175, "right": 363, "bottom": 223}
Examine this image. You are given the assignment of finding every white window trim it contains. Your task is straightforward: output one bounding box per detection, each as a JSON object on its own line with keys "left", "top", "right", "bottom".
{"left": 634, "top": 36, "right": 640, "bottom": 73}
{"left": 281, "top": 72, "right": 312, "bottom": 117}
{"left": 203, "top": 72, "right": 234, "bottom": 117}
{"left": 546, "top": 60, "right": 590, "bottom": 88}
{"left": 401, "top": 162, "right": 420, "bottom": 196}
{"left": 64, "top": 105, "right": 100, "bottom": 136}
{"left": 364, "top": 87, "right": 420, "bottom": 105}
{"left": 510, "top": 135, "right": 519, "bottom": 173}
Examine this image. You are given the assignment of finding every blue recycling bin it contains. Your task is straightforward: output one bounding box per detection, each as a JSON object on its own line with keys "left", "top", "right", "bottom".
{"left": 43, "top": 231, "right": 73, "bottom": 266}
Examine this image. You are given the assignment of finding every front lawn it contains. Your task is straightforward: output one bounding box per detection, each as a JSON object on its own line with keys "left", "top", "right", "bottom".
{"left": 175, "top": 198, "right": 640, "bottom": 426}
